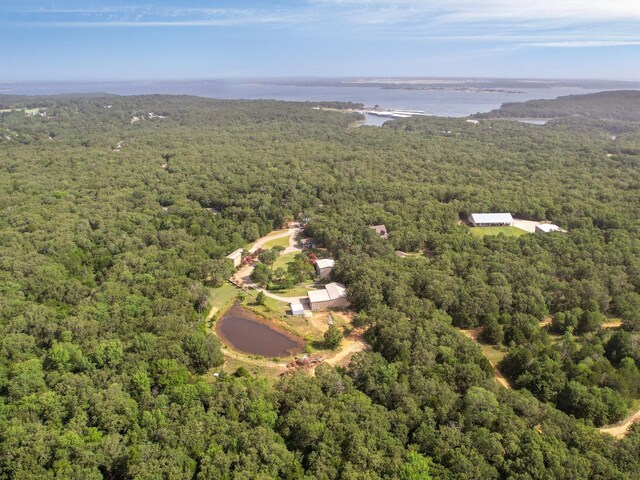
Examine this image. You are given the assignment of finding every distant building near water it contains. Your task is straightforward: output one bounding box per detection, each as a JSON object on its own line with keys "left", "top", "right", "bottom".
{"left": 315, "top": 258, "right": 335, "bottom": 278}
{"left": 468, "top": 213, "right": 514, "bottom": 227}
{"left": 290, "top": 303, "right": 305, "bottom": 316}
{"left": 370, "top": 224, "right": 389, "bottom": 239}
{"left": 308, "top": 282, "right": 350, "bottom": 311}
{"left": 535, "top": 224, "right": 566, "bottom": 234}
{"left": 226, "top": 248, "right": 244, "bottom": 268}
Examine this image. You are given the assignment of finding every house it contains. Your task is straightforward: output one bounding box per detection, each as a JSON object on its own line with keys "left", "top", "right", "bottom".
{"left": 395, "top": 250, "right": 409, "bottom": 258}
{"left": 468, "top": 213, "right": 514, "bottom": 227}
{"left": 535, "top": 224, "right": 565, "bottom": 234}
{"left": 299, "top": 238, "right": 315, "bottom": 249}
{"left": 290, "top": 303, "right": 305, "bottom": 316}
{"left": 308, "top": 282, "right": 350, "bottom": 311}
{"left": 226, "top": 248, "right": 244, "bottom": 268}
{"left": 466, "top": 119, "right": 479, "bottom": 125}
{"left": 315, "top": 258, "right": 335, "bottom": 278}
{"left": 370, "top": 224, "right": 388, "bottom": 239}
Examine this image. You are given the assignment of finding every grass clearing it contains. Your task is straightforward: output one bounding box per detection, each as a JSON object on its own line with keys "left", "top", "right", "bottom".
{"left": 479, "top": 343, "right": 507, "bottom": 366}
{"left": 269, "top": 284, "right": 314, "bottom": 297}
{"left": 207, "top": 283, "right": 239, "bottom": 320}
{"left": 263, "top": 235, "right": 291, "bottom": 249}
{"left": 274, "top": 251, "right": 298, "bottom": 269}
{"left": 470, "top": 226, "right": 527, "bottom": 237}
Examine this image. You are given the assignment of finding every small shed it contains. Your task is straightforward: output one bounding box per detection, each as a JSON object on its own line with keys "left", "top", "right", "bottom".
{"left": 315, "top": 258, "right": 335, "bottom": 278}
{"left": 299, "top": 238, "right": 315, "bottom": 249}
{"left": 226, "top": 248, "right": 244, "bottom": 268}
{"left": 370, "top": 224, "right": 389, "bottom": 239}
{"left": 290, "top": 303, "right": 304, "bottom": 316}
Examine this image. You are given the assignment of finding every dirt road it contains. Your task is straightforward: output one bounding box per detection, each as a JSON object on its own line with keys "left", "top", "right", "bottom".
{"left": 600, "top": 408, "right": 640, "bottom": 438}
{"left": 231, "top": 226, "right": 310, "bottom": 303}
{"left": 460, "top": 327, "right": 512, "bottom": 389}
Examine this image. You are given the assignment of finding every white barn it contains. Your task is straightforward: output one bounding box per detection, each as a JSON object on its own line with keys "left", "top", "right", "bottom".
{"left": 468, "top": 213, "right": 514, "bottom": 227}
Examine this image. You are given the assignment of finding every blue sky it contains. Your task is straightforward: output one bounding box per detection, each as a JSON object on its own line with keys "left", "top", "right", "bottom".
{"left": 1, "top": 0, "right": 640, "bottom": 82}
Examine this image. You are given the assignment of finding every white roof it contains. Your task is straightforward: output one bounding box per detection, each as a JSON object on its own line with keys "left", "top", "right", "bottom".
{"left": 325, "top": 282, "right": 347, "bottom": 300}
{"left": 537, "top": 223, "right": 563, "bottom": 232}
{"left": 308, "top": 289, "right": 331, "bottom": 303}
{"left": 315, "top": 258, "right": 335, "bottom": 269}
{"left": 290, "top": 303, "right": 304, "bottom": 314}
{"left": 226, "top": 248, "right": 243, "bottom": 259}
{"left": 469, "top": 213, "right": 514, "bottom": 224}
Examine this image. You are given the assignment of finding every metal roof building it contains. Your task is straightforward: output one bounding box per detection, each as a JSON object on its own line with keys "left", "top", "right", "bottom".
{"left": 290, "top": 303, "right": 305, "bottom": 316}
{"left": 468, "top": 213, "right": 514, "bottom": 226}
{"left": 535, "top": 224, "right": 565, "bottom": 234}
{"left": 308, "top": 282, "right": 350, "bottom": 311}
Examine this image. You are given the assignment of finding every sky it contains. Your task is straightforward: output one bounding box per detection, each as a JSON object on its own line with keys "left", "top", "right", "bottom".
{"left": 1, "top": 0, "right": 640, "bottom": 82}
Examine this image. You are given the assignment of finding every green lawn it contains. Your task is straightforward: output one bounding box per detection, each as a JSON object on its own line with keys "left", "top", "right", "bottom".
{"left": 243, "top": 289, "right": 288, "bottom": 318}
{"left": 209, "top": 283, "right": 239, "bottom": 312}
{"left": 273, "top": 251, "right": 298, "bottom": 269}
{"left": 269, "top": 284, "right": 315, "bottom": 297}
{"left": 470, "top": 226, "right": 527, "bottom": 237}
{"left": 263, "top": 235, "right": 291, "bottom": 249}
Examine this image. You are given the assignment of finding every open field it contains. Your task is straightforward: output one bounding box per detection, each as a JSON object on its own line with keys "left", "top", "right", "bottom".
{"left": 469, "top": 226, "right": 527, "bottom": 237}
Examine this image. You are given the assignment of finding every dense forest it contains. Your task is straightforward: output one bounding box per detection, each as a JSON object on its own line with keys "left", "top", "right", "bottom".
{"left": 1, "top": 92, "right": 639, "bottom": 479}
{"left": 475, "top": 90, "right": 640, "bottom": 122}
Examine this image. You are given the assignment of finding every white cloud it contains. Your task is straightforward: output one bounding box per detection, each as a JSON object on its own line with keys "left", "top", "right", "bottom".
{"left": 525, "top": 41, "right": 640, "bottom": 48}
{"left": 3, "top": 0, "right": 640, "bottom": 50}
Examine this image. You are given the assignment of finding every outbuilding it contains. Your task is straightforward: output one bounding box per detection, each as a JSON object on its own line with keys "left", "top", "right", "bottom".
{"left": 535, "top": 224, "right": 565, "bottom": 234}
{"left": 315, "top": 258, "right": 335, "bottom": 278}
{"left": 468, "top": 213, "right": 514, "bottom": 227}
{"left": 226, "top": 248, "right": 244, "bottom": 268}
{"left": 370, "top": 224, "right": 389, "bottom": 239}
{"left": 290, "top": 303, "right": 305, "bottom": 316}
{"left": 308, "top": 282, "right": 350, "bottom": 311}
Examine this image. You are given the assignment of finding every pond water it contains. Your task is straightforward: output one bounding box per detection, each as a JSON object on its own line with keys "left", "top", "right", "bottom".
{"left": 216, "top": 304, "right": 304, "bottom": 357}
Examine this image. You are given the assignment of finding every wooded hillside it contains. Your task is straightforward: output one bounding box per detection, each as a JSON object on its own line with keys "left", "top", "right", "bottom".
{"left": 1, "top": 93, "right": 639, "bottom": 479}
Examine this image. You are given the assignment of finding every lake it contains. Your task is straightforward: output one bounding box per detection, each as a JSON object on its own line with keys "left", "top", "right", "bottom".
{"left": 0, "top": 80, "right": 616, "bottom": 118}
{"left": 216, "top": 304, "right": 304, "bottom": 357}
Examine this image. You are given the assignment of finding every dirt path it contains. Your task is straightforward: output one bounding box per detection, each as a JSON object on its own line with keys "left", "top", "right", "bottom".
{"left": 232, "top": 226, "right": 310, "bottom": 303}
{"left": 538, "top": 316, "right": 553, "bottom": 328}
{"left": 220, "top": 346, "right": 289, "bottom": 374}
{"left": 247, "top": 227, "right": 300, "bottom": 254}
{"left": 205, "top": 305, "right": 218, "bottom": 322}
{"left": 600, "top": 407, "right": 640, "bottom": 438}
{"left": 308, "top": 333, "right": 369, "bottom": 376}
{"left": 324, "top": 336, "right": 368, "bottom": 367}
{"left": 460, "top": 327, "right": 512, "bottom": 389}
{"left": 602, "top": 320, "right": 623, "bottom": 329}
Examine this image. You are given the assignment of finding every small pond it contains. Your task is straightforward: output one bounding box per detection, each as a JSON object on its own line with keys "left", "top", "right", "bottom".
{"left": 216, "top": 304, "right": 304, "bottom": 357}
